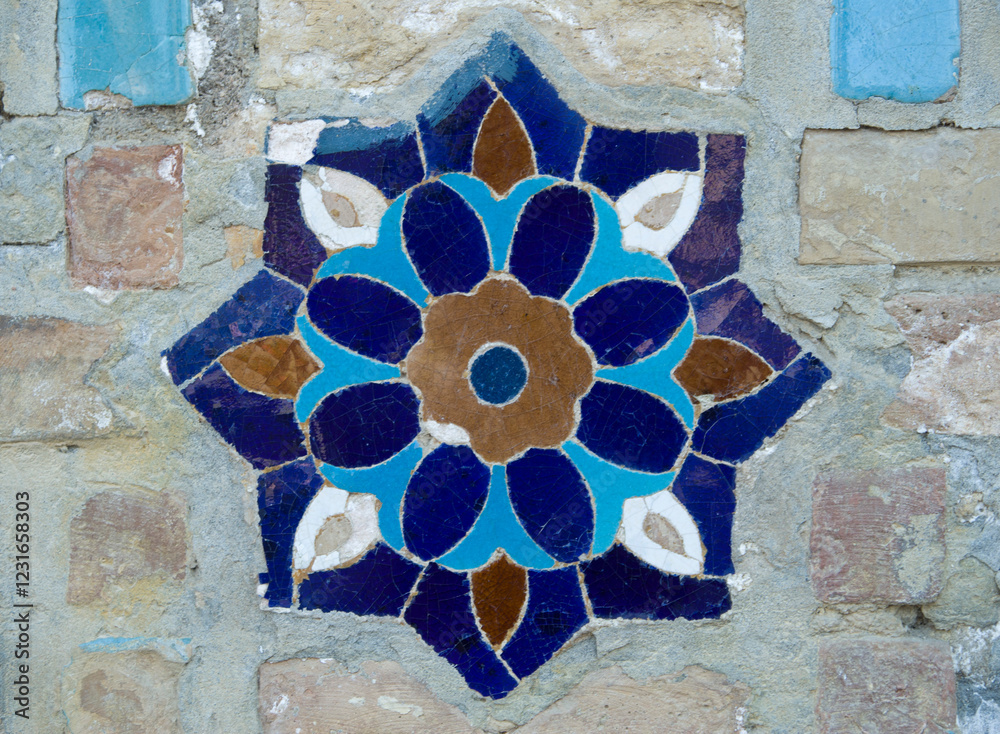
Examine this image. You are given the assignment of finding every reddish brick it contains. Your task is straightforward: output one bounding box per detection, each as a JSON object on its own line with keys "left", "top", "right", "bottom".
{"left": 817, "top": 640, "right": 957, "bottom": 734}
{"left": 810, "top": 468, "right": 945, "bottom": 604}
{"left": 66, "top": 145, "right": 184, "bottom": 289}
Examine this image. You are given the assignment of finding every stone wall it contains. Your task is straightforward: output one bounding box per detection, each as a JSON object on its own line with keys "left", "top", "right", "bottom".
{"left": 1, "top": 0, "right": 999, "bottom": 731}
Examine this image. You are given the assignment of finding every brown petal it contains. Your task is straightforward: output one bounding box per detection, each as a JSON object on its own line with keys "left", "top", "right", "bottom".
{"left": 673, "top": 336, "right": 773, "bottom": 403}
{"left": 471, "top": 551, "right": 528, "bottom": 648}
{"left": 219, "top": 335, "right": 321, "bottom": 400}
{"left": 473, "top": 97, "right": 536, "bottom": 196}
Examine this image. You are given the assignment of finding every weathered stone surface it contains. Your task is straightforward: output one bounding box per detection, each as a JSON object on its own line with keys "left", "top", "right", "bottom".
{"left": 68, "top": 490, "right": 187, "bottom": 606}
{"left": 0, "top": 0, "right": 58, "bottom": 115}
{"left": 922, "top": 557, "right": 1000, "bottom": 630}
{"left": 224, "top": 225, "right": 264, "bottom": 269}
{"left": 810, "top": 468, "right": 946, "bottom": 604}
{"left": 817, "top": 640, "right": 957, "bottom": 734}
{"left": 800, "top": 129, "right": 1000, "bottom": 264}
{"left": 62, "top": 650, "right": 184, "bottom": 734}
{"left": 258, "top": 0, "right": 744, "bottom": 93}
{"left": 66, "top": 145, "right": 185, "bottom": 290}
{"left": 883, "top": 295, "right": 1000, "bottom": 435}
{"left": 520, "top": 666, "right": 750, "bottom": 733}
{"left": 0, "top": 317, "right": 115, "bottom": 442}
{"left": 0, "top": 115, "right": 91, "bottom": 244}
{"left": 259, "top": 659, "right": 479, "bottom": 734}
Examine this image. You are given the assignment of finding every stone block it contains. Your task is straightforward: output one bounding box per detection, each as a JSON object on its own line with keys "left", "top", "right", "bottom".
{"left": 810, "top": 468, "right": 945, "bottom": 604}
{"left": 259, "top": 659, "right": 479, "bottom": 734}
{"left": 519, "top": 666, "right": 750, "bottom": 734}
{"left": 799, "top": 129, "right": 1000, "bottom": 264}
{"left": 62, "top": 649, "right": 184, "bottom": 733}
{"left": 67, "top": 490, "right": 187, "bottom": 606}
{"left": 0, "top": 0, "right": 58, "bottom": 115}
{"left": 817, "top": 640, "right": 957, "bottom": 734}
{"left": 883, "top": 295, "right": 1000, "bottom": 435}
{"left": 66, "top": 145, "right": 185, "bottom": 290}
{"left": 0, "top": 316, "right": 115, "bottom": 442}
{"left": 258, "top": 0, "right": 744, "bottom": 93}
{"left": 922, "top": 557, "right": 1000, "bottom": 630}
{"left": 0, "top": 115, "right": 90, "bottom": 244}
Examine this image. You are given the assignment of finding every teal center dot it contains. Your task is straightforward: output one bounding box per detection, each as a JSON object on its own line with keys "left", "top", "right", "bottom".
{"left": 469, "top": 345, "right": 528, "bottom": 405}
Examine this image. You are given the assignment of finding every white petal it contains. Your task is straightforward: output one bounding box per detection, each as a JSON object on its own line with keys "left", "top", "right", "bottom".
{"left": 619, "top": 490, "right": 704, "bottom": 575}
{"left": 293, "top": 484, "right": 381, "bottom": 572}
{"left": 424, "top": 419, "right": 471, "bottom": 446}
{"left": 267, "top": 119, "right": 326, "bottom": 165}
{"left": 299, "top": 169, "right": 387, "bottom": 253}
{"left": 616, "top": 173, "right": 703, "bottom": 258}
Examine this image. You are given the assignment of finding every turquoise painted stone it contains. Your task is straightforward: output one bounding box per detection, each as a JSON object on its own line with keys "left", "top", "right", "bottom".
{"left": 58, "top": 0, "right": 193, "bottom": 109}
{"left": 831, "top": 0, "right": 959, "bottom": 103}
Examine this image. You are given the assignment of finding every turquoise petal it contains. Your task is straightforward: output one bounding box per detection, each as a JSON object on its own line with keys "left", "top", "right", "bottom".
{"left": 595, "top": 318, "right": 697, "bottom": 430}
{"left": 436, "top": 465, "right": 554, "bottom": 571}
{"left": 440, "top": 173, "right": 559, "bottom": 271}
{"left": 316, "top": 195, "right": 431, "bottom": 305}
{"left": 319, "top": 442, "right": 423, "bottom": 552}
{"left": 563, "top": 441, "right": 676, "bottom": 555}
{"left": 295, "top": 315, "right": 400, "bottom": 423}
{"left": 565, "top": 192, "right": 677, "bottom": 304}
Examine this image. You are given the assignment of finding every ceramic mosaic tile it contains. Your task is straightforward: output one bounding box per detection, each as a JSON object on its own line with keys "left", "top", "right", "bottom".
{"left": 165, "top": 37, "right": 830, "bottom": 699}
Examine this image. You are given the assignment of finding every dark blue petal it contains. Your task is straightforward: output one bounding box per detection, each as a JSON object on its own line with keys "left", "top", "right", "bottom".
{"left": 671, "top": 454, "right": 736, "bottom": 576}
{"left": 404, "top": 564, "right": 519, "bottom": 699}
{"left": 494, "top": 46, "right": 586, "bottom": 179}
{"left": 297, "top": 543, "right": 422, "bottom": 616}
{"left": 692, "top": 353, "right": 831, "bottom": 464}
{"left": 402, "top": 181, "right": 490, "bottom": 296}
{"left": 576, "top": 380, "right": 687, "bottom": 474}
{"left": 403, "top": 445, "right": 490, "bottom": 561}
{"left": 573, "top": 279, "right": 689, "bottom": 366}
{"left": 257, "top": 459, "right": 324, "bottom": 608}
{"left": 669, "top": 135, "right": 746, "bottom": 292}
{"left": 263, "top": 164, "right": 328, "bottom": 285}
{"left": 307, "top": 275, "right": 423, "bottom": 364}
{"left": 164, "top": 269, "right": 304, "bottom": 385}
{"left": 309, "top": 122, "right": 424, "bottom": 199}
{"left": 309, "top": 382, "right": 420, "bottom": 468}
{"left": 582, "top": 544, "right": 731, "bottom": 620}
{"left": 509, "top": 185, "right": 595, "bottom": 298}
{"left": 182, "top": 363, "right": 307, "bottom": 469}
{"left": 506, "top": 449, "right": 594, "bottom": 563}
{"left": 418, "top": 80, "right": 497, "bottom": 176}
{"left": 579, "top": 128, "right": 700, "bottom": 198}
{"left": 501, "top": 567, "right": 588, "bottom": 679}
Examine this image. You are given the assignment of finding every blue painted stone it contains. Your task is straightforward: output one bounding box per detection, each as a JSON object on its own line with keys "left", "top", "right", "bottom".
{"left": 506, "top": 449, "right": 594, "bottom": 563}
{"left": 298, "top": 543, "right": 422, "bottom": 617}
{"left": 182, "top": 364, "right": 306, "bottom": 470}
{"left": 469, "top": 346, "right": 527, "bottom": 405}
{"left": 164, "top": 269, "right": 304, "bottom": 385}
{"left": 58, "top": 0, "right": 193, "bottom": 109}
{"left": 582, "top": 544, "right": 732, "bottom": 620}
{"left": 580, "top": 128, "right": 700, "bottom": 198}
{"left": 263, "top": 164, "right": 328, "bottom": 286}
{"left": 671, "top": 455, "right": 736, "bottom": 576}
{"left": 494, "top": 46, "right": 586, "bottom": 180}
{"left": 501, "top": 567, "right": 589, "bottom": 679}
{"left": 692, "top": 354, "right": 831, "bottom": 464}
{"left": 307, "top": 276, "right": 423, "bottom": 364}
{"left": 573, "top": 279, "right": 689, "bottom": 366}
{"left": 509, "top": 185, "right": 595, "bottom": 299}
{"left": 403, "top": 445, "right": 490, "bottom": 561}
{"left": 309, "top": 382, "right": 420, "bottom": 468}
{"left": 402, "top": 181, "right": 490, "bottom": 296}
{"left": 831, "top": 0, "right": 960, "bottom": 103}
{"left": 404, "top": 564, "right": 519, "bottom": 699}
{"left": 576, "top": 380, "right": 687, "bottom": 474}
{"left": 257, "top": 459, "right": 324, "bottom": 608}
{"left": 419, "top": 80, "right": 497, "bottom": 176}
{"left": 310, "top": 122, "right": 424, "bottom": 199}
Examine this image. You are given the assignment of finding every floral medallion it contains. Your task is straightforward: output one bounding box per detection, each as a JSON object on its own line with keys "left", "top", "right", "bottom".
{"left": 164, "top": 37, "right": 830, "bottom": 698}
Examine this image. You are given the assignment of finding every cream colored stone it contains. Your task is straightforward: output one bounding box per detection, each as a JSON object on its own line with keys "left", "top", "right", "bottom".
{"left": 800, "top": 128, "right": 1000, "bottom": 264}
{"left": 224, "top": 225, "right": 264, "bottom": 269}
{"left": 258, "top": 0, "right": 744, "bottom": 94}
{"left": 520, "top": 666, "right": 750, "bottom": 733}
{"left": 259, "top": 659, "right": 481, "bottom": 734}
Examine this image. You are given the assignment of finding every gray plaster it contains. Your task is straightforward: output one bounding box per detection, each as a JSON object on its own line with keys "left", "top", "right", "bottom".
{"left": 0, "top": 0, "right": 58, "bottom": 116}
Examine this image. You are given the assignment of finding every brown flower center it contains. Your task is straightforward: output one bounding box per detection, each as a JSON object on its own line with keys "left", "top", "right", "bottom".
{"left": 404, "top": 277, "right": 595, "bottom": 463}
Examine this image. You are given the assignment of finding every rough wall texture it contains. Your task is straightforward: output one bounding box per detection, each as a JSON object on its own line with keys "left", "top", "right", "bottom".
{"left": 1, "top": 0, "right": 999, "bottom": 732}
